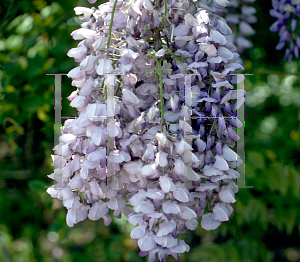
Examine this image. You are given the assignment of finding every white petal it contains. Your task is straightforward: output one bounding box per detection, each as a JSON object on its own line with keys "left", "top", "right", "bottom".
{"left": 71, "top": 28, "right": 96, "bottom": 40}
{"left": 96, "top": 58, "right": 113, "bottom": 75}
{"left": 218, "top": 46, "right": 233, "bottom": 60}
{"left": 68, "top": 175, "right": 83, "bottom": 190}
{"left": 226, "top": 180, "right": 239, "bottom": 193}
{"left": 129, "top": 191, "right": 148, "bottom": 206}
{"left": 157, "top": 219, "right": 176, "bottom": 237}
{"left": 169, "top": 243, "right": 187, "bottom": 253}
{"left": 173, "top": 187, "right": 189, "bottom": 202}
{"left": 147, "top": 190, "right": 165, "bottom": 200}
{"left": 143, "top": 0, "right": 154, "bottom": 11}
{"left": 63, "top": 196, "right": 81, "bottom": 209}
{"left": 159, "top": 176, "right": 176, "bottom": 193}
{"left": 140, "top": 163, "right": 157, "bottom": 176}
{"left": 173, "top": 159, "right": 185, "bottom": 176}
{"left": 134, "top": 201, "right": 155, "bottom": 214}
{"left": 60, "top": 134, "right": 76, "bottom": 144}
{"left": 162, "top": 202, "right": 180, "bottom": 214}
{"left": 185, "top": 166, "right": 201, "bottom": 181}
{"left": 201, "top": 213, "right": 221, "bottom": 230}
{"left": 83, "top": 160, "right": 99, "bottom": 169}
{"left": 215, "top": 0, "right": 230, "bottom": 7}
{"left": 164, "top": 111, "right": 179, "bottom": 123}
{"left": 213, "top": 155, "right": 229, "bottom": 170}
{"left": 209, "top": 30, "right": 227, "bottom": 45}
{"left": 88, "top": 201, "right": 108, "bottom": 220}
{"left": 87, "top": 149, "right": 106, "bottom": 161}
{"left": 213, "top": 204, "right": 230, "bottom": 221}
{"left": 47, "top": 186, "right": 60, "bottom": 198}
{"left": 155, "top": 152, "right": 168, "bottom": 167}
{"left": 179, "top": 206, "right": 197, "bottom": 220}
{"left": 124, "top": 161, "right": 143, "bottom": 175}
{"left": 203, "top": 165, "right": 224, "bottom": 177}
{"left": 195, "top": 138, "right": 206, "bottom": 152}
{"left": 122, "top": 88, "right": 139, "bottom": 104}
{"left": 103, "top": 214, "right": 112, "bottom": 226}
{"left": 128, "top": 213, "right": 144, "bottom": 226}
{"left": 185, "top": 219, "right": 198, "bottom": 230}
{"left": 199, "top": 43, "right": 217, "bottom": 56}
{"left": 57, "top": 188, "right": 73, "bottom": 201}
{"left": 154, "top": 235, "right": 178, "bottom": 248}
{"left": 89, "top": 180, "right": 103, "bottom": 196}
{"left": 130, "top": 225, "right": 147, "bottom": 239}
{"left": 107, "top": 196, "right": 126, "bottom": 210}
{"left": 90, "top": 126, "right": 105, "bottom": 146}
{"left": 174, "top": 24, "right": 190, "bottom": 36}
{"left": 222, "top": 145, "right": 238, "bottom": 161}
{"left": 138, "top": 233, "right": 157, "bottom": 251}
{"left": 219, "top": 187, "right": 236, "bottom": 203}
{"left": 79, "top": 78, "right": 94, "bottom": 96}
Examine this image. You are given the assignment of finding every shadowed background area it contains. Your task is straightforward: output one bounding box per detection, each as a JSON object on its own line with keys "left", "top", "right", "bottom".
{"left": 0, "top": 0, "right": 300, "bottom": 261}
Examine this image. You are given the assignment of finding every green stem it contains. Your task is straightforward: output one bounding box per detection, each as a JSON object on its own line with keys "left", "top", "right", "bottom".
{"left": 158, "top": 0, "right": 168, "bottom": 32}
{"left": 209, "top": 120, "right": 217, "bottom": 135}
{"left": 193, "top": 2, "right": 197, "bottom": 10}
{"left": 112, "top": 59, "right": 118, "bottom": 67}
{"left": 207, "top": 196, "right": 211, "bottom": 211}
{"left": 106, "top": 0, "right": 118, "bottom": 56}
{"left": 114, "top": 80, "right": 121, "bottom": 96}
{"left": 157, "top": 60, "right": 164, "bottom": 126}
{"left": 208, "top": 62, "right": 213, "bottom": 96}
{"left": 156, "top": 59, "right": 166, "bottom": 175}
{"left": 164, "top": 35, "right": 170, "bottom": 49}
{"left": 100, "top": 79, "right": 105, "bottom": 92}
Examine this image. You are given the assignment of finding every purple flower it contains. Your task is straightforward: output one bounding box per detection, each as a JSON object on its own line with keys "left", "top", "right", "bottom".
{"left": 48, "top": 0, "right": 244, "bottom": 261}
{"left": 270, "top": 0, "right": 300, "bottom": 61}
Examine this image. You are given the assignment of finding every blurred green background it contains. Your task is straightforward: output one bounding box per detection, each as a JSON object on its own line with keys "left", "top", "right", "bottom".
{"left": 0, "top": 0, "right": 300, "bottom": 261}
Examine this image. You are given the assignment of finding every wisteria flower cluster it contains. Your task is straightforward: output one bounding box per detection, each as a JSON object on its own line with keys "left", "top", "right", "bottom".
{"left": 47, "top": 0, "right": 244, "bottom": 260}
{"left": 270, "top": 0, "right": 300, "bottom": 62}
{"left": 219, "top": 0, "right": 257, "bottom": 56}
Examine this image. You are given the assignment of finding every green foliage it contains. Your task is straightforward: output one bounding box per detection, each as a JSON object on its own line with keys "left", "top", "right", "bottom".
{"left": 0, "top": 0, "right": 300, "bottom": 262}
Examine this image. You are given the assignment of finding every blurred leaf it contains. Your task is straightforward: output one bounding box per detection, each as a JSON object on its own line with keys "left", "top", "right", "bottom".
{"left": 288, "top": 166, "right": 300, "bottom": 199}
{"left": 247, "top": 151, "right": 265, "bottom": 169}
{"left": 190, "top": 243, "right": 227, "bottom": 262}
{"left": 28, "top": 179, "right": 47, "bottom": 193}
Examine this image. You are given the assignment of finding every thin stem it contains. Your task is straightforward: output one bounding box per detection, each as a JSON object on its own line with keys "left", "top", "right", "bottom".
{"left": 106, "top": 0, "right": 118, "bottom": 56}
{"left": 209, "top": 119, "right": 217, "bottom": 135}
{"left": 157, "top": 60, "right": 165, "bottom": 126}
{"left": 100, "top": 78, "right": 105, "bottom": 91}
{"left": 164, "top": 35, "right": 170, "bottom": 49}
{"left": 207, "top": 196, "right": 211, "bottom": 211}
{"left": 114, "top": 78, "right": 121, "bottom": 96}
{"left": 193, "top": 2, "right": 198, "bottom": 10}
{"left": 158, "top": 0, "right": 168, "bottom": 32}
{"left": 208, "top": 62, "right": 213, "bottom": 96}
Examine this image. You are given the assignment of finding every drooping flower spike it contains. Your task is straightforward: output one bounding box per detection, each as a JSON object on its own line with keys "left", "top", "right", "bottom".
{"left": 47, "top": 0, "right": 245, "bottom": 261}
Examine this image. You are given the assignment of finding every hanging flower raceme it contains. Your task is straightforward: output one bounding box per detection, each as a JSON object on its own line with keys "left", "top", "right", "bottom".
{"left": 270, "top": 0, "right": 300, "bottom": 62}
{"left": 47, "top": 0, "right": 245, "bottom": 261}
